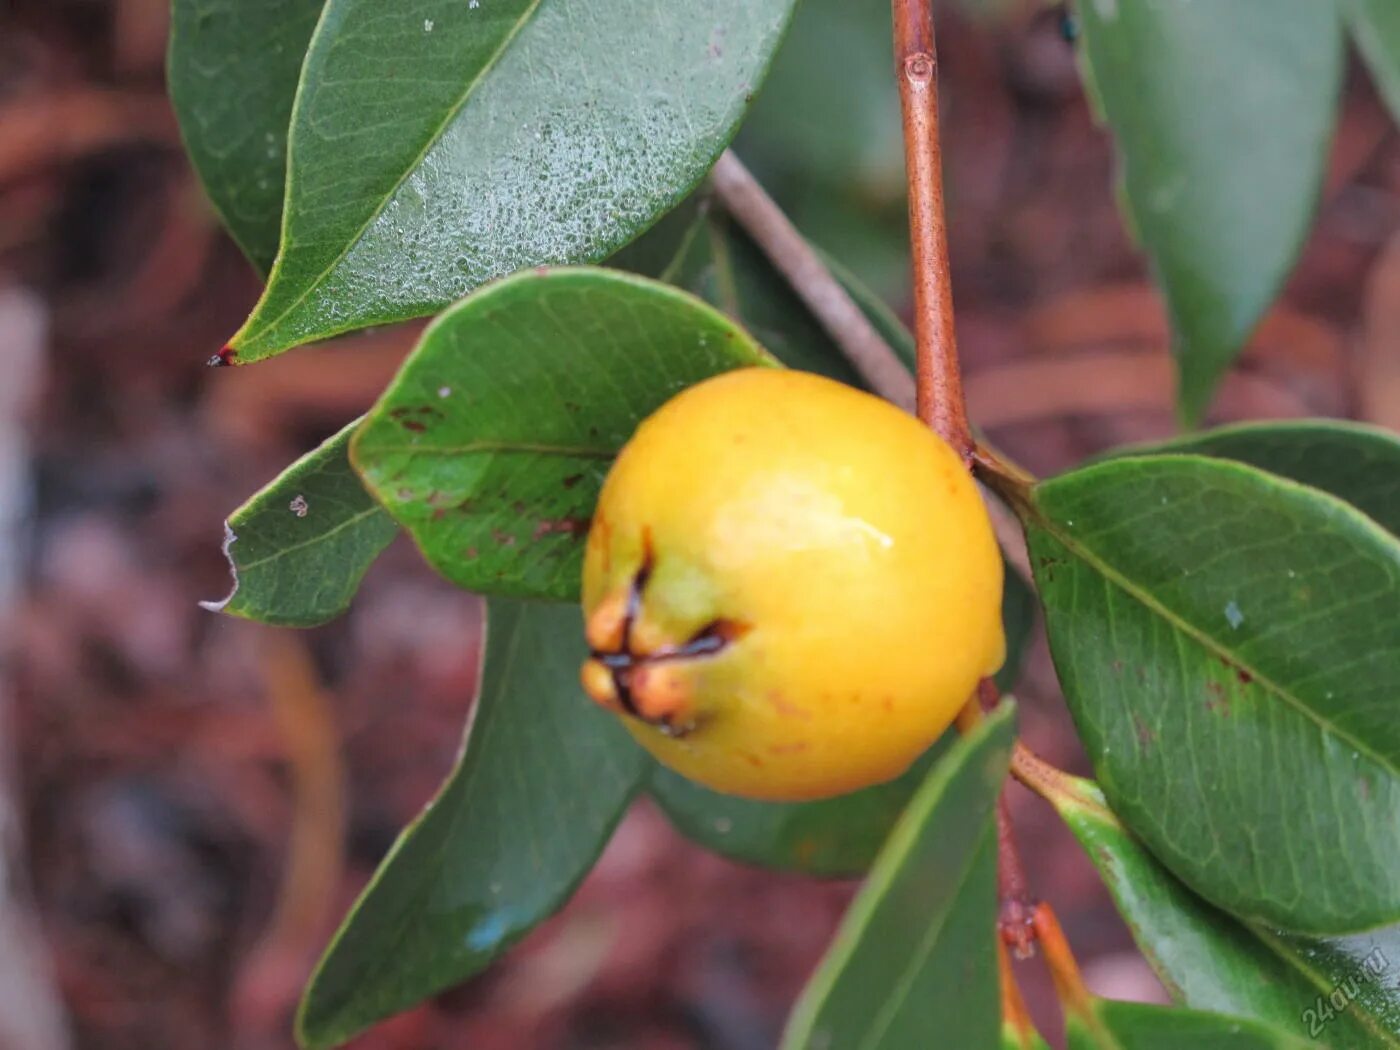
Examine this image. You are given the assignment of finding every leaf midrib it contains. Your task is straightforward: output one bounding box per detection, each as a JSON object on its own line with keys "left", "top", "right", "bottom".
{"left": 239, "top": 0, "right": 548, "bottom": 351}
{"left": 1031, "top": 504, "right": 1398, "bottom": 780}
{"left": 1247, "top": 925, "right": 1400, "bottom": 1049}
{"left": 231, "top": 504, "right": 388, "bottom": 574}
{"left": 1077, "top": 797, "right": 1400, "bottom": 1049}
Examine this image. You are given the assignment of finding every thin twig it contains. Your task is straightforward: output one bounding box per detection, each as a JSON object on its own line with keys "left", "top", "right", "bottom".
{"left": 893, "top": 0, "right": 972, "bottom": 460}
{"left": 975, "top": 678, "right": 1037, "bottom": 958}
{"left": 708, "top": 152, "right": 915, "bottom": 412}
{"left": 997, "top": 796, "right": 1036, "bottom": 959}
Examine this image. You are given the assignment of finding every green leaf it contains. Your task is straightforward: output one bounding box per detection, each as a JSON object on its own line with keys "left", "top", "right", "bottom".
{"left": 1347, "top": 0, "right": 1400, "bottom": 124}
{"left": 647, "top": 568, "right": 1033, "bottom": 876}
{"left": 297, "top": 598, "right": 647, "bottom": 1049}
{"left": 351, "top": 267, "right": 775, "bottom": 601}
{"left": 202, "top": 419, "right": 397, "bottom": 626}
{"left": 1135, "top": 420, "right": 1400, "bottom": 537}
{"left": 1259, "top": 927, "right": 1400, "bottom": 1047}
{"left": 168, "top": 0, "right": 323, "bottom": 275}
{"left": 1067, "top": 998, "right": 1316, "bottom": 1050}
{"left": 1075, "top": 2, "right": 1344, "bottom": 423}
{"left": 226, "top": 0, "right": 796, "bottom": 362}
{"left": 1051, "top": 776, "right": 1400, "bottom": 1048}
{"left": 1025, "top": 454, "right": 1400, "bottom": 934}
{"left": 780, "top": 704, "right": 1014, "bottom": 1050}
{"left": 204, "top": 210, "right": 718, "bottom": 627}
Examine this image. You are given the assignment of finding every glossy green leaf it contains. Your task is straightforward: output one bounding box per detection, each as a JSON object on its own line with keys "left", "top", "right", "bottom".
{"left": 1076, "top": 2, "right": 1344, "bottom": 423}
{"left": 202, "top": 419, "right": 397, "bottom": 626}
{"left": 227, "top": 0, "right": 796, "bottom": 362}
{"left": 1348, "top": 0, "right": 1400, "bottom": 124}
{"left": 1137, "top": 420, "right": 1400, "bottom": 537}
{"left": 297, "top": 598, "right": 647, "bottom": 1049}
{"left": 351, "top": 268, "right": 775, "bottom": 601}
{"left": 204, "top": 201, "right": 715, "bottom": 628}
{"left": 647, "top": 567, "right": 1033, "bottom": 875}
{"left": 1260, "top": 927, "right": 1400, "bottom": 1048}
{"left": 168, "top": 0, "right": 323, "bottom": 275}
{"left": 780, "top": 704, "right": 1014, "bottom": 1050}
{"left": 1052, "top": 775, "right": 1400, "bottom": 1048}
{"left": 1026, "top": 454, "right": 1400, "bottom": 934}
{"left": 1067, "top": 998, "right": 1315, "bottom": 1050}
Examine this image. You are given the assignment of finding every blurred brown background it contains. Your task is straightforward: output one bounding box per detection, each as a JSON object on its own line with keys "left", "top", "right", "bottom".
{"left": 2, "top": 0, "right": 1398, "bottom": 1047}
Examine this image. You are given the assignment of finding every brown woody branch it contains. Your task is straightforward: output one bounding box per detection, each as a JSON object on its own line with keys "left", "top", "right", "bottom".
{"left": 892, "top": 0, "right": 972, "bottom": 460}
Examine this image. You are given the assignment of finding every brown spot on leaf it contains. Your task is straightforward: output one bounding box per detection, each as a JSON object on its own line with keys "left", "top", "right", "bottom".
{"left": 1205, "top": 681, "right": 1231, "bottom": 716}
{"left": 1134, "top": 715, "right": 1157, "bottom": 747}
{"left": 532, "top": 516, "right": 590, "bottom": 541}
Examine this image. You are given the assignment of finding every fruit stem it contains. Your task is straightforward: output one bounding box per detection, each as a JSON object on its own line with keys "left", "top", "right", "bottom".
{"left": 708, "top": 152, "right": 915, "bottom": 412}
{"left": 893, "top": 0, "right": 973, "bottom": 463}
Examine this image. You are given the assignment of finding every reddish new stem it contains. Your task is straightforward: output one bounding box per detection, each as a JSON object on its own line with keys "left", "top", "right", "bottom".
{"left": 893, "top": 0, "right": 971, "bottom": 460}
{"left": 997, "top": 797, "right": 1036, "bottom": 959}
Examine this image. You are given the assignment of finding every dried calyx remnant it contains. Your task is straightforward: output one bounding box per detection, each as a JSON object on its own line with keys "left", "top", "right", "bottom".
{"left": 580, "top": 545, "right": 748, "bottom": 736}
